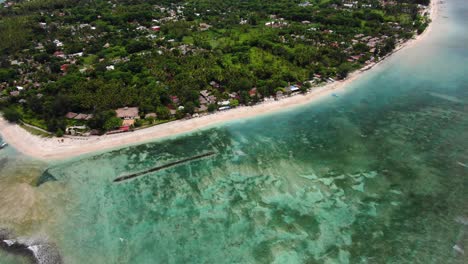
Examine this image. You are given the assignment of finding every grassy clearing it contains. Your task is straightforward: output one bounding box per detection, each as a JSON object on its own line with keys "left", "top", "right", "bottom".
{"left": 134, "top": 118, "right": 176, "bottom": 130}
{"left": 20, "top": 124, "right": 52, "bottom": 137}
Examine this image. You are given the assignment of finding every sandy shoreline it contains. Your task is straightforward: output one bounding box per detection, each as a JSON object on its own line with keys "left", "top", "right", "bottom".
{"left": 0, "top": 1, "right": 440, "bottom": 161}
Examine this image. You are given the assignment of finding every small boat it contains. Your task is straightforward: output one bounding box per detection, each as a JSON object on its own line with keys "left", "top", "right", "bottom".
{"left": 0, "top": 142, "right": 7, "bottom": 149}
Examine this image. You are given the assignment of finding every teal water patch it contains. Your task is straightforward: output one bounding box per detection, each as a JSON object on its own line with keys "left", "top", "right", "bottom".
{"left": 41, "top": 89, "right": 468, "bottom": 263}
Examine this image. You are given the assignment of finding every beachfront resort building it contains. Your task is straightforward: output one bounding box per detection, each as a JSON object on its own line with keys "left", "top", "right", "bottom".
{"left": 116, "top": 107, "right": 140, "bottom": 127}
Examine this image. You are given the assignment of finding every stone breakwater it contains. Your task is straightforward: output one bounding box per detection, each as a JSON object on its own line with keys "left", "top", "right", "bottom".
{"left": 0, "top": 228, "right": 62, "bottom": 264}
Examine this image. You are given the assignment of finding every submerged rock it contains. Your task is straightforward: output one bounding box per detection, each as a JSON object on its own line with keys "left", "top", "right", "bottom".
{"left": 0, "top": 228, "right": 62, "bottom": 264}
{"left": 35, "top": 169, "right": 58, "bottom": 187}
{"left": 28, "top": 243, "right": 62, "bottom": 264}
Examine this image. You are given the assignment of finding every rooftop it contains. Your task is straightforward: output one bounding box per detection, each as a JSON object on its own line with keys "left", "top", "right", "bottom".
{"left": 116, "top": 107, "right": 139, "bottom": 119}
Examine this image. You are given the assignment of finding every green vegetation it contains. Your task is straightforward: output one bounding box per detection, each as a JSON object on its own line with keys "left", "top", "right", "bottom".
{"left": 2, "top": 107, "right": 21, "bottom": 123}
{"left": 230, "top": 99, "right": 240, "bottom": 108}
{"left": 0, "top": 0, "right": 431, "bottom": 133}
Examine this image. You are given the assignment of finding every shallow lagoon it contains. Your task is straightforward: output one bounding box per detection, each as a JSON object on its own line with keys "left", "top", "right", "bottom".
{"left": 1, "top": 0, "right": 467, "bottom": 263}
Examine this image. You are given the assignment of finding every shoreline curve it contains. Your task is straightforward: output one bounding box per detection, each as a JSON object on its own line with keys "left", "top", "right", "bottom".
{"left": 0, "top": 1, "right": 440, "bottom": 161}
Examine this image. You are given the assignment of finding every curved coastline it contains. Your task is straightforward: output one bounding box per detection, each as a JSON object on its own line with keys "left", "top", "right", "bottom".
{"left": 0, "top": 1, "right": 440, "bottom": 161}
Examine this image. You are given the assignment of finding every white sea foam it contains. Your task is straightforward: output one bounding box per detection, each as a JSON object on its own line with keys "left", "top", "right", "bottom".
{"left": 3, "top": 239, "right": 15, "bottom": 246}
{"left": 27, "top": 244, "right": 62, "bottom": 264}
{"left": 27, "top": 245, "right": 40, "bottom": 258}
{"left": 453, "top": 244, "right": 464, "bottom": 255}
{"left": 455, "top": 216, "right": 468, "bottom": 225}
{"left": 428, "top": 92, "right": 464, "bottom": 103}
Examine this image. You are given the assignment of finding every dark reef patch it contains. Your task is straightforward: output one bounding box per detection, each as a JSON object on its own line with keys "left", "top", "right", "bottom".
{"left": 0, "top": 228, "right": 62, "bottom": 264}
{"left": 35, "top": 169, "right": 58, "bottom": 187}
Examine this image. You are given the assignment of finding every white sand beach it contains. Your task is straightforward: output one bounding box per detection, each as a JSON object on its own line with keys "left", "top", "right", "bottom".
{"left": 0, "top": 1, "right": 439, "bottom": 161}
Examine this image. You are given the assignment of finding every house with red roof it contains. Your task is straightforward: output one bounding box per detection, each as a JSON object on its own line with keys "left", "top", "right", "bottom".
{"left": 53, "top": 51, "right": 66, "bottom": 59}
{"left": 249, "top": 88, "right": 257, "bottom": 97}
{"left": 170, "top": 95, "right": 180, "bottom": 105}
{"left": 60, "top": 64, "right": 69, "bottom": 72}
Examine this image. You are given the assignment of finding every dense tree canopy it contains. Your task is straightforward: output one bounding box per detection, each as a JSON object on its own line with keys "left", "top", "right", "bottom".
{"left": 0, "top": 0, "right": 430, "bottom": 132}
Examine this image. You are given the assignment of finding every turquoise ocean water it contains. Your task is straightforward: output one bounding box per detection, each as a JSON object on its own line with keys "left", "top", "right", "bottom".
{"left": 1, "top": 0, "right": 467, "bottom": 263}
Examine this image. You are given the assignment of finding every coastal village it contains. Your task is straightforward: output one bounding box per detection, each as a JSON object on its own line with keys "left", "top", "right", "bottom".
{"left": 0, "top": 0, "right": 431, "bottom": 136}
